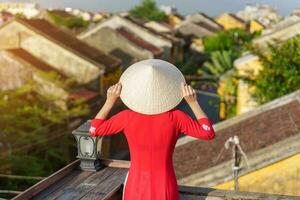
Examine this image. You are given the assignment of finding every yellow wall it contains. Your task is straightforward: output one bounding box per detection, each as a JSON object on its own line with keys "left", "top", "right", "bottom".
{"left": 168, "top": 15, "right": 183, "bottom": 27}
{"left": 217, "top": 70, "right": 237, "bottom": 120}
{"left": 235, "top": 56, "right": 263, "bottom": 115}
{"left": 217, "top": 77, "right": 227, "bottom": 120}
{"left": 249, "top": 20, "right": 264, "bottom": 33}
{"left": 192, "top": 38, "right": 203, "bottom": 46}
{"left": 213, "top": 153, "right": 300, "bottom": 196}
{"left": 215, "top": 13, "right": 246, "bottom": 30}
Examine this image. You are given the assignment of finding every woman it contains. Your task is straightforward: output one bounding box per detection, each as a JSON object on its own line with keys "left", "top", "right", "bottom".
{"left": 89, "top": 59, "right": 216, "bottom": 200}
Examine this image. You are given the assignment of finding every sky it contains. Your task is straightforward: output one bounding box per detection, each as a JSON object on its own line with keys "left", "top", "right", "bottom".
{"left": 12, "top": 0, "right": 300, "bottom": 17}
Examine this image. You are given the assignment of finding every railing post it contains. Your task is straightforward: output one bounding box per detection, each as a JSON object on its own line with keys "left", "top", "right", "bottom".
{"left": 72, "top": 120, "right": 103, "bottom": 171}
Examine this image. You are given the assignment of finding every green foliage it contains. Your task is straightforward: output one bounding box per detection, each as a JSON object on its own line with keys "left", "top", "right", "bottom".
{"left": 197, "top": 51, "right": 237, "bottom": 119}
{"left": 0, "top": 80, "right": 89, "bottom": 147}
{"left": 47, "top": 11, "right": 89, "bottom": 28}
{"left": 252, "top": 29, "right": 263, "bottom": 38}
{"left": 198, "top": 50, "right": 234, "bottom": 80}
{"left": 129, "top": 0, "right": 167, "bottom": 22}
{"left": 250, "top": 35, "right": 300, "bottom": 104}
{"left": 203, "top": 28, "right": 253, "bottom": 57}
{"left": 175, "top": 59, "right": 199, "bottom": 75}
{"left": 35, "top": 70, "right": 76, "bottom": 90}
{"left": 14, "top": 12, "right": 26, "bottom": 19}
{"left": 0, "top": 77, "right": 90, "bottom": 192}
{"left": 197, "top": 29, "right": 255, "bottom": 119}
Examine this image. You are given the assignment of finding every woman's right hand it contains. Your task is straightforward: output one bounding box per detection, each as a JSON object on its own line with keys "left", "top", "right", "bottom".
{"left": 181, "top": 82, "right": 197, "bottom": 105}
{"left": 94, "top": 82, "right": 122, "bottom": 120}
{"left": 106, "top": 82, "right": 122, "bottom": 105}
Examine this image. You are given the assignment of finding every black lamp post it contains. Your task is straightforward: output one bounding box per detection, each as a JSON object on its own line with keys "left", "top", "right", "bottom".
{"left": 72, "top": 120, "right": 103, "bottom": 171}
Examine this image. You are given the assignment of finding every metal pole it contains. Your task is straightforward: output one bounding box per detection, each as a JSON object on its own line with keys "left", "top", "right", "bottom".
{"left": 219, "top": 136, "right": 250, "bottom": 192}
{"left": 233, "top": 144, "right": 239, "bottom": 192}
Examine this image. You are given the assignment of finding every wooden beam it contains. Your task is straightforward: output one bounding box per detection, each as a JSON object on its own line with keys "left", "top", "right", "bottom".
{"left": 12, "top": 158, "right": 129, "bottom": 199}
{"left": 101, "top": 158, "right": 130, "bottom": 168}
{"left": 12, "top": 159, "right": 80, "bottom": 200}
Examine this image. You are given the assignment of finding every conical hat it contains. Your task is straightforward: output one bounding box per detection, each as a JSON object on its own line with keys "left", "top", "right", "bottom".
{"left": 119, "top": 59, "right": 186, "bottom": 115}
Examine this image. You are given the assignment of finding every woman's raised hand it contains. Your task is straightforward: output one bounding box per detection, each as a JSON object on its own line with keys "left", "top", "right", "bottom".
{"left": 181, "top": 82, "right": 197, "bottom": 105}
{"left": 106, "top": 82, "right": 122, "bottom": 105}
{"left": 181, "top": 82, "right": 208, "bottom": 119}
{"left": 95, "top": 82, "right": 122, "bottom": 120}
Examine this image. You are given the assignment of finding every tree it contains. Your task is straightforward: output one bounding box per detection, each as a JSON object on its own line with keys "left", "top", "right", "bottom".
{"left": 129, "top": 0, "right": 167, "bottom": 22}
{"left": 250, "top": 35, "right": 300, "bottom": 104}
{"left": 47, "top": 11, "right": 89, "bottom": 29}
{"left": 175, "top": 59, "right": 199, "bottom": 76}
{"left": 203, "top": 28, "right": 253, "bottom": 57}
{"left": 194, "top": 29, "right": 255, "bottom": 119}
{"left": 0, "top": 75, "right": 90, "bottom": 195}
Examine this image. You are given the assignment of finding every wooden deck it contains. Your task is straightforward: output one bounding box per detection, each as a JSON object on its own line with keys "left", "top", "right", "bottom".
{"left": 12, "top": 159, "right": 300, "bottom": 200}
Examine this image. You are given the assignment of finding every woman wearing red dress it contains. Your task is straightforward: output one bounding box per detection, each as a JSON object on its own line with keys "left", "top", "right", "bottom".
{"left": 89, "top": 59, "right": 216, "bottom": 200}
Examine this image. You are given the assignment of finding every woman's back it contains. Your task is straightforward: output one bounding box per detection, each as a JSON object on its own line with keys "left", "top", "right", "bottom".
{"left": 89, "top": 108, "right": 215, "bottom": 200}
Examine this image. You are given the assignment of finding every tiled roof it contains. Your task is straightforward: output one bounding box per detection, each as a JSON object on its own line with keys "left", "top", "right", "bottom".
{"left": 127, "top": 16, "right": 174, "bottom": 32}
{"left": 117, "top": 27, "right": 163, "bottom": 57}
{"left": 197, "top": 12, "right": 223, "bottom": 28}
{"left": 68, "top": 89, "right": 98, "bottom": 101}
{"left": 124, "top": 16, "right": 180, "bottom": 43}
{"left": 16, "top": 18, "right": 121, "bottom": 72}
{"left": 228, "top": 13, "right": 246, "bottom": 24}
{"left": 109, "top": 48, "right": 135, "bottom": 68}
{"left": 187, "top": 12, "right": 224, "bottom": 31}
{"left": 194, "top": 21, "right": 221, "bottom": 32}
{"left": 174, "top": 90, "right": 300, "bottom": 179}
{"left": 172, "top": 12, "right": 185, "bottom": 20}
{"left": 176, "top": 22, "right": 215, "bottom": 38}
{"left": 5, "top": 48, "right": 67, "bottom": 78}
{"left": 0, "top": 10, "right": 14, "bottom": 18}
{"left": 46, "top": 9, "right": 74, "bottom": 18}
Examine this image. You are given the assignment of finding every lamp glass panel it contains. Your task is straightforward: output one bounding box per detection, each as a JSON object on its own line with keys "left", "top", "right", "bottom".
{"left": 79, "top": 136, "right": 94, "bottom": 157}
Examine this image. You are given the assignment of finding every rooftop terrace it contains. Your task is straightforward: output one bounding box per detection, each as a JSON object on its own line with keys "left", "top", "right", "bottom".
{"left": 12, "top": 116, "right": 300, "bottom": 200}
{"left": 12, "top": 159, "right": 300, "bottom": 200}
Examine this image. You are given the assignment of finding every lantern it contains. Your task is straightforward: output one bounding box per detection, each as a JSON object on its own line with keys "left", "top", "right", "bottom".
{"left": 72, "top": 120, "right": 103, "bottom": 171}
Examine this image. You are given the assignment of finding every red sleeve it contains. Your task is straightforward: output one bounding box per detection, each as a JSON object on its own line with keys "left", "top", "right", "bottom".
{"left": 89, "top": 109, "right": 128, "bottom": 137}
{"left": 174, "top": 109, "right": 216, "bottom": 140}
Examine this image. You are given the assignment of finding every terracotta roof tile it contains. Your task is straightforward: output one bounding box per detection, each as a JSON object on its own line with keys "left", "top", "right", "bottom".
{"left": 174, "top": 95, "right": 300, "bottom": 179}
{"left": 124, "top": 16, "right": 180, "bottom": 43}
{"left": 117, "top": 27, "right": 163, "bottom": 57}
{"left": 228, "top": 13, "right": 246, "bottom": 24}
{"left": 68, "top": 89, "right": 98, "bottom": 101}
{"left": 109, "top": 48, "right": 135, "bottom": 68}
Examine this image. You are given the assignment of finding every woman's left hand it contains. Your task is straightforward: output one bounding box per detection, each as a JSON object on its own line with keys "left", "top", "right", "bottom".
{"left": 106, "top": 82, "right": 122, "bottom": 105}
